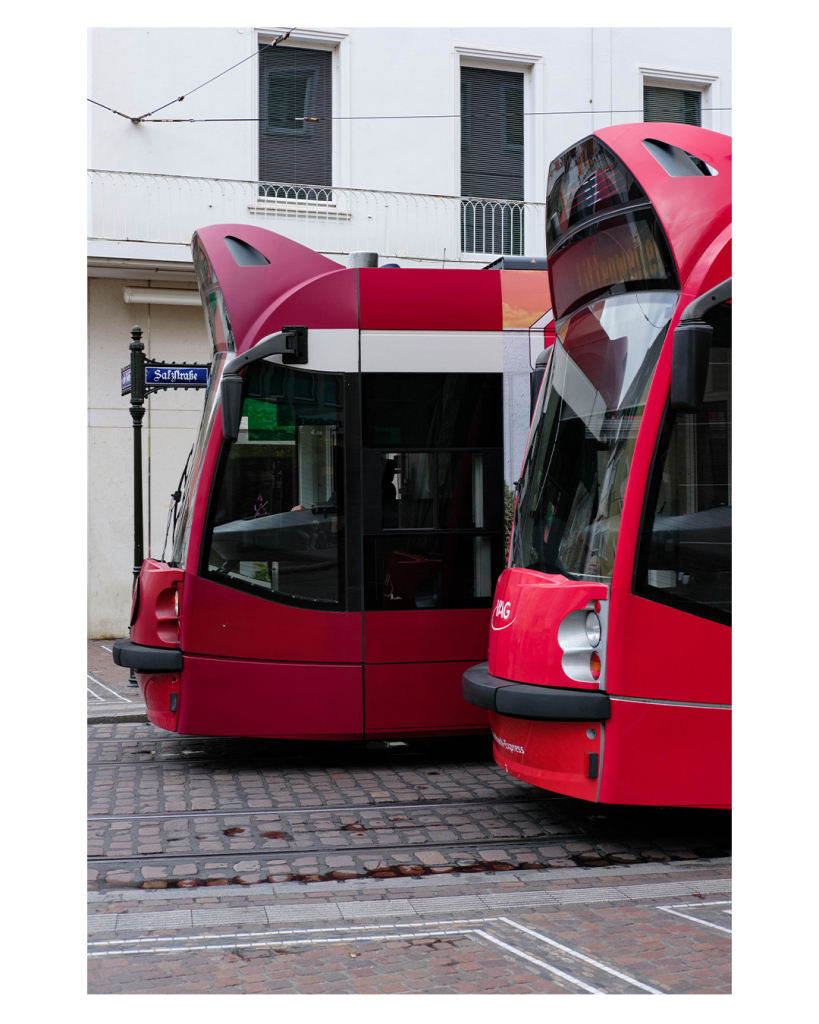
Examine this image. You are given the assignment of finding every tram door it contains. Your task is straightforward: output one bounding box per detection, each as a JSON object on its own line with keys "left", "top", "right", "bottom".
{"left": 360, "top": 372, "right": 505, "bottom": 733}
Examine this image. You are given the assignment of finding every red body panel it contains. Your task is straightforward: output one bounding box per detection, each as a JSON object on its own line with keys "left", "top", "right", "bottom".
{"left": 364, "top": 608, "right": 491, "bottom": 664}
{"left": 246, "top": 266, "right": 359, "bottom": 343}
{"left": 608, "top": 592, "right": 731, "bottom": 704}
{"left": 488, "top": 569, "right": 607, "bottom": 688}
{"left": 489, "top": 699, "right": 730, "bottom": 808}
{"left": 488, "top": 714, "right": 602, "bottom": 802}
{"left": 138, "top": 672, "right": 181, "bottom": 732}
{"left": 129, "top": 559, "right": 184, "bottom": 648}
{"left": 599, "top": 699, "right": 730, "bottom": 807}
{"left": 366, "top": 662, "right": 489, "bottom": 735}
{"left": 177, "top": 655, "right": 363, "bottom": 739}
{"left": 181, "top": 574, "right": 362, "bottom": 664}
{"left": 359, "top": 268, "right": 503, "bottom": 331}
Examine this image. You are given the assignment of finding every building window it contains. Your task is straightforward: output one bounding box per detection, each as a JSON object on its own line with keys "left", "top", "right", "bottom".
{"left": 258, "top": 45, "right": 332, "bottom": 199}
{"left": 460, "top": 66, "right": 524, "bottom": 255}
{"left": 643, "top": 85, "right": 702, "bottom": 127}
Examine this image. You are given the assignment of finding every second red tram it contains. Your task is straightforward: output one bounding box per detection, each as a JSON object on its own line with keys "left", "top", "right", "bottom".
{"left": 462, "top": 123, "right": 731, "bottom": 807}
{"left": 114, "top": 225, "right": 553, "bottom": 740}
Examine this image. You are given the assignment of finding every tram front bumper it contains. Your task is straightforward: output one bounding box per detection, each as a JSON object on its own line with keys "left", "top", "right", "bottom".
{"left": 112, "top": 638, "right": 183, "bottom": 673}
{"left": 462, "top": 662, "right": 611, "bottom": 721}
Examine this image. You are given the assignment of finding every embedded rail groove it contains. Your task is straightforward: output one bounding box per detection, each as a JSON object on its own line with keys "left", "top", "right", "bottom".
{"left": 87, "top": 794, "right": 564, "bottom": 823}
{"left": 86, "top": 832, "right": 577, "bottom": 864}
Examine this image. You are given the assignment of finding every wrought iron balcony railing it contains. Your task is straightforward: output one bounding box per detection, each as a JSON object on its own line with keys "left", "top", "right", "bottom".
{"left": 87, "top": 170, "right": 547, "bottom": 266}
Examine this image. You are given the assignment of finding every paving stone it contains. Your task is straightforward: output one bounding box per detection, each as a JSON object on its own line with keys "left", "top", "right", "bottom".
{"left": 140, "top": 866, "right": 168, "bottom": 879}
{"left": 88, "top": 693, "right": 731, "bottom": 995}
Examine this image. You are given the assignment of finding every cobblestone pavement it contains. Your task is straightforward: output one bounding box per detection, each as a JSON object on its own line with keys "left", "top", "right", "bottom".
{"left": 87, "top": 642, "right": 733, "bottom": 995}
{"left": 88, "top": 862, "right": 732, "bottom": 994}
{"left": 88, "top": 722, "right": 731, "bottom": 890}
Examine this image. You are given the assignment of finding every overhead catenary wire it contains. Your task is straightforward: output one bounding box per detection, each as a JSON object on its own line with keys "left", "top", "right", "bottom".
{"left": 89, "top": 107, "right": 732, "bottom": 124}
{"left": 87, "top": 28, "right": 295, "bottom": 124}
{"left": 88, "top": 28, "right": 730, "bottom": 126}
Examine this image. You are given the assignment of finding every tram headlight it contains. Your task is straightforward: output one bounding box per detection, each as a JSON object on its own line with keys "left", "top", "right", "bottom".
{"left": 585, "top": 612, "right": 601, "bottom": 647}
{"left": 558, "top": 599, "right": 607, "bottom": 685}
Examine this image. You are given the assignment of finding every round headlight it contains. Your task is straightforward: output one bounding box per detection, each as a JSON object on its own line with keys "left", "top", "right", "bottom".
{"left": 585, "top": 611, "right": 601, "bottom": 647}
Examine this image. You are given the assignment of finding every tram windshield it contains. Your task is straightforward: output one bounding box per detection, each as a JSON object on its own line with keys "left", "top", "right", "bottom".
{"left": 510, "top": 290, "right": 677, "bottom": 582}
{"left": 170, "top": 351, "right": 226, "bottom": 569}
{"left": 202, "top": 361, "right": 345, "bottom": 608}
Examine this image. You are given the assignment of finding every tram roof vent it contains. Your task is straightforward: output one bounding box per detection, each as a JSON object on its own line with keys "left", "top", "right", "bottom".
{"left": 225, "top": 236, "right": 271, "bottom": 266}
{"left": 643, "top": 139, "right": 718, "bottom": 178}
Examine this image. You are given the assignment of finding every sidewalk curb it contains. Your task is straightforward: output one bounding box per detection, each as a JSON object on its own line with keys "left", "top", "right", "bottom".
{"left": 88, "top": 856, "right": 732, "bottom": 905}
{"left": 88, "top": 708, "right": 149, "bottom": 724}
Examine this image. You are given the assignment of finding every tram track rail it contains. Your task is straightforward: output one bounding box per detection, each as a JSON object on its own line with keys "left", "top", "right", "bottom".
{"left": 87, "top": 727, "right": 731, "bottom": 891}
{"left": 86, "top": 833, "right": 588, "bottom": 865}
{"left": 87, "top": 756, "right": 487, "bottom": 768}
{"left": 87, "top": 794, "right": 562, "bottom": 823}
{"left": 88, "top": 795, "right": 730, "bottom": 865}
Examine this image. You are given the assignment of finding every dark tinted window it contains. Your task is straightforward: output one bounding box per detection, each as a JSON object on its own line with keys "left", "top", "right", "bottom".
{"left": 546, "top": 136, "right": 647, "bottom": 252}
{"left": 362, "top": 372, "right": 504, "bottom": 611}
{"left": 362, "top": 373, "right": 502, "bottom": 449}
{"left": 548, "top": 209, "right": 678, "bottom": 321}
{"left": 365, "top": 534, "right": 503, "bottom": 611}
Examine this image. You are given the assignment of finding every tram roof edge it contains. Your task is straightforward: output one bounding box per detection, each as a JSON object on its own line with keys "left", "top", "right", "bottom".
{"left": 192, "top": 224, "right": 356, "bottom": 353}
{"left": 593, "top": 123, "right": 731, "bottom": 288}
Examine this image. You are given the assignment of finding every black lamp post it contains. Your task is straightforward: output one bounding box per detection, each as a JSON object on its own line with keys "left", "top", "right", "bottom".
{"left": 128, "top": 325, "right": 145, "bottom": 686}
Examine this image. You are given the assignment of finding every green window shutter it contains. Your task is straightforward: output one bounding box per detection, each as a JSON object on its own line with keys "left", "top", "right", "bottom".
{"left": 460, "top": 66, "right": 525, "bottom": 255}
{"left": 643, "top": 85, "right": 702, "bottom": 127}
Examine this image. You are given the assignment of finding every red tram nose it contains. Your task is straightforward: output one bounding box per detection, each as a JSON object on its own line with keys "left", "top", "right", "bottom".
{"left": 113, "top": 559, "right": 184, "bottom": 730}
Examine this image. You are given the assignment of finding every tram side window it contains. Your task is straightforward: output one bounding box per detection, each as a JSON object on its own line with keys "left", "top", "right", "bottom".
{"left": 202, "top": 363, "right": 345, "bottom": 609}
{"left": 635, "top": 303, "right": 731, "bottom": 622}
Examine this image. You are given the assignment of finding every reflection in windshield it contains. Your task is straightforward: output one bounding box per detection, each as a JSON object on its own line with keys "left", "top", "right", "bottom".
{"left": 170, "top": 351, "right": 226, "bottom": 569}
{"left": 511, "top": 291, "right": 677, "bottom": 581}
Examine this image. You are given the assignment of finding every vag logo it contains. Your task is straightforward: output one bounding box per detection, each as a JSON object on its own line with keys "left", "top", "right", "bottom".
{"left": 491, "top": 598, "right": 515, "bottom": 630}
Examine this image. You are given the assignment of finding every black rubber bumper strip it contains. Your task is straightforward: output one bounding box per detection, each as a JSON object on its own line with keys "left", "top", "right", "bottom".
{"left": 112, "top": 638, "right": 183, "bottom": 673}
{"left": 462, "top": 662, "right": 611, "bottom": 721}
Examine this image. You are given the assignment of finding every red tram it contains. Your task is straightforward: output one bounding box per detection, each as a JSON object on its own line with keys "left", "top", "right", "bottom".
{"left": 462, "top": 123, "right": 731, "bottom": 807}
{"left": 114, "top": 226, "right": 553, "bottom": 740}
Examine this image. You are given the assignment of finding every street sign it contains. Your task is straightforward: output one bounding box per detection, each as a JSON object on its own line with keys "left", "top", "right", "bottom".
{"left": 121, "top": 363, "right": 209, "bottom": 396}
{"left": 146, "top": 364, "right": 209, "bottom": 388}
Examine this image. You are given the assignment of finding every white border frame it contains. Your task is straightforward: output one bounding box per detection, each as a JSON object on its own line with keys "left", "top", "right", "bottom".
{"left": 639, "top": 64, "right": 722, "bottom": 133}
{"left": 254, "top": 28, "right": 351, "bottom": 191}
{"left": 453, "top": 44, "right": 546, "bottom": 205}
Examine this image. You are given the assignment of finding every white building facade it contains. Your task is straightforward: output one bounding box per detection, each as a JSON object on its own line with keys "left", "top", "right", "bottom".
{"left": 87, "top": 26, "right": 732, "bottom": 637}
